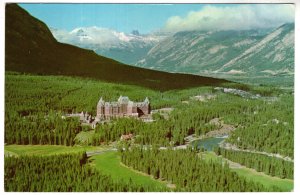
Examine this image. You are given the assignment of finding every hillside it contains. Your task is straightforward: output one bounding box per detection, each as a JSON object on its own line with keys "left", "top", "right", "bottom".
{"left": 5, "top": 4, "right": 229, "bottom": 91}
{"left": 136, "top": 24, "right": 294, "bottom": 80}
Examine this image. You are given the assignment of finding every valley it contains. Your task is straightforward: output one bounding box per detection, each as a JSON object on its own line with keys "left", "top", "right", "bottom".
{"left": 4, "top": 3, "right": 295, "bottom": 193}
{"left": 4, "top": 72, "right": 294, "bottom": 192}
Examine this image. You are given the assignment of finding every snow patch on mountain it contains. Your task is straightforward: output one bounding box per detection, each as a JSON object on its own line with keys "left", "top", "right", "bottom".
{"left": 50, "top": 26, "right": 168, "bottom": 64}
{"left": 261, "top": 68, "right": 293, "bottom": 75}
{"left": 261, "top": 70, "right": 277, "bottom": 75}
{"left": 233, "top": 39, "right": 255, "bottom": 47}
{"left": 226, "top": 70, "right": 246, "bottom": 74}
{"left": 273, "top": 53, "right": 285, "bottom": 62}
{"left": 282, "top": 31, "right": 294, "bottom": 46}
{"left": 209, "top": 45, "right": 227, "bottom": 54}
{"left": 190, "top": 35, "right": 206, "bottom": 46}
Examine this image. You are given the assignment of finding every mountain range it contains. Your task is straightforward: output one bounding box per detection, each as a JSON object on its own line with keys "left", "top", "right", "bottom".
{"left": 137, "top": 24, "right": 294, "bottom": 78}
{"left": 50, "top": 27, "right": 168, "bottom": 65}
{"left": 5, "top": 4, "right": 228, "bottom": 91}
{"left": 51, "top": 21, "right": 294, "bottom": 85}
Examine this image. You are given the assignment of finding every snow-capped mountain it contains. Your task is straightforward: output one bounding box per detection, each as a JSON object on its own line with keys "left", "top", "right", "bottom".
{"left": 50, "top": 27, "right": 167, "bottom": 65}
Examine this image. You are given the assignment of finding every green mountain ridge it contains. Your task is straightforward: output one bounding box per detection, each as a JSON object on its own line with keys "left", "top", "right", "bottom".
{"left": 5, "top": 4, "right": 229, "bottom": 91}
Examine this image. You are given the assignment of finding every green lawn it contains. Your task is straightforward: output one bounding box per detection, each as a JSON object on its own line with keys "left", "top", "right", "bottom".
{"left": 201, "top": 152, "right": 293, "bottom": 192}
{"left": 200, "top": 151, "right": 223, "bottom": 162}
{"left": 4, "top": 145, "right": 109, "bottom": 156}
{"left": 90, "top": 151, "right": 168, "bottom": 191}
{"left": 233, "top": 168, "right": 293, "bottom": 192}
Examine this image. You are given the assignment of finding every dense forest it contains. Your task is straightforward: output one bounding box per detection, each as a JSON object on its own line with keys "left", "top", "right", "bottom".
{"left": 4, "top": 73, "right": 294, "bottom": 192}
{"left": 120, "top": 146, "right": 282, "bottom": 192}
{"left": 4, "top": 152, "right": 166, "bottom": 192}
{"left": 5, "top": 111, "right": 82, "bottom": 145}
{"left": 91, "top": 93, "right": 293, "bottom": 158}
{"left": 5, "top": 73, "right": 294, "bottom": 158}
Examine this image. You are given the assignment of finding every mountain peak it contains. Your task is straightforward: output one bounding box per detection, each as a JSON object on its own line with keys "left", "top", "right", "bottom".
{"left": 276, "top": 22, "right": 294, "bottom": 31}
{"left": 131, "top": 30, "right": 140, "bottom": 36}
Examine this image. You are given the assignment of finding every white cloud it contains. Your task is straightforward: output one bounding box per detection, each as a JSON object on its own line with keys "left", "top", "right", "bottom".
{"left": 163, "top": 4, "right": 294, "bottom": 32}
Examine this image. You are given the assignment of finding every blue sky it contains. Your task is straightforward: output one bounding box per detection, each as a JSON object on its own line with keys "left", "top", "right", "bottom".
{"left": 19, "top": 4, "right": 206, "bottom": 34}
{"left": 19, "top": 4, "right": 294, "bottom": 34}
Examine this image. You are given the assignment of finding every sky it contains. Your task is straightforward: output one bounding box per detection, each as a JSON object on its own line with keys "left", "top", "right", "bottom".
{"left": 19, "top": 3, "right": 294, "bottom": 34}
{"left": 19, "top": 4, "right": 207, "bottom": 34}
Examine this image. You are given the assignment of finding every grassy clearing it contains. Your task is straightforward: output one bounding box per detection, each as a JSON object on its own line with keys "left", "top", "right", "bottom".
{"left": 233, "top": 168, "right": 293, "bottom": 192}
{"left": 90, "top": 151, "right": 168, "bottom": 191}
{"left": 74, "top": 130, "right": 95, "bottom": 145}
{"left": 201, "top": 151, "right": 293, "bottom": 192}
{"left": 4, "top": 145, "right": 109, "bottom": 156}
{"left": 200, "top": 151, "right": 223, "bottom": 162}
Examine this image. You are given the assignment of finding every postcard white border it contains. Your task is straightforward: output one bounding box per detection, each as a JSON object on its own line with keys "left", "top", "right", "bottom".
{"left": 0, "top": 0, "right": 298, "bottom": 194}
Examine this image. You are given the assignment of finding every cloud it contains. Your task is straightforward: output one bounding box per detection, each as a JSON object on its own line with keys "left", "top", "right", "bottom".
{"left": 163, "top": 4, "right": 294, "bottom": 32}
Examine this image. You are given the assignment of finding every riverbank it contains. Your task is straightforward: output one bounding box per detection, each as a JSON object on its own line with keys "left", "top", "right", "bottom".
{"left": 182, "top": 118, "right": 235, "bottom": 147}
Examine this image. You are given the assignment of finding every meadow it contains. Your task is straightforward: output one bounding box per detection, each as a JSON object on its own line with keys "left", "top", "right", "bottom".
{"left": 90, "top": 151, "right": 168, "bottom": 190}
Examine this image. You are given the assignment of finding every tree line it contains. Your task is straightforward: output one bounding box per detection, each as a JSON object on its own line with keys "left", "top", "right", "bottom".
{"left": 4, "top": 152, "right": 166, "bottom": 192}
{"left": 120, "top": 146, "right": 283, "bottom": 192}
{"left": 214, "top": 147, "right": 293, "bottom": 179}
{"left": 5, "top": 111, "right": 82, "bottom": 145}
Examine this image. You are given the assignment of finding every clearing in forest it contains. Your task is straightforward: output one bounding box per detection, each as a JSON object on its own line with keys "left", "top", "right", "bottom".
{"left": 201, "top": 152, "right": 293, "bottom": 192}
{"left": 90, "top": 151, "right": 169, "bottom": 190}
{"left": 4, "top": 145, "right": 109, "bottom": 156}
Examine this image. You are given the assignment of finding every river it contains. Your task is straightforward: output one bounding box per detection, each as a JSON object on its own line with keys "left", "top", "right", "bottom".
{"left": 191, "top": 137, "right": 225, "bottom": 151}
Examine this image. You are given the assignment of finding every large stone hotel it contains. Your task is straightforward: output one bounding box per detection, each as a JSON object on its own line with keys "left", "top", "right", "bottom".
{"left": 96, "top": 96, "right": 150, "bottom": 119}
